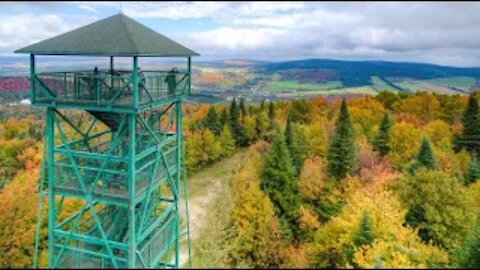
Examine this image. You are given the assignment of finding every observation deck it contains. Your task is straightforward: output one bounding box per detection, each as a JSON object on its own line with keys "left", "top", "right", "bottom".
{"left": 32, "top": 69, "right": 190, "bottom": 113}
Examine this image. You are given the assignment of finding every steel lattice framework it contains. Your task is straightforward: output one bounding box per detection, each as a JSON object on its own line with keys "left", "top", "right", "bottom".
{"left": 16, "top": 14, "right": 198, "bottom": 268}
{"left": 31, "top": 56, "right": 193, "bottom": 268}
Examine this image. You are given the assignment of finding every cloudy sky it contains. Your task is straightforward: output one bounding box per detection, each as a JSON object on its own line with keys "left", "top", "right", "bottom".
{"left": 1, "top": 2, "right": 480, "bottom": 67}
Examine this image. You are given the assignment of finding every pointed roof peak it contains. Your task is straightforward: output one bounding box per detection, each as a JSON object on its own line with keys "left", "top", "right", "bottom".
{"left": 15, "top": 13, "right": 199, "bottom": 57}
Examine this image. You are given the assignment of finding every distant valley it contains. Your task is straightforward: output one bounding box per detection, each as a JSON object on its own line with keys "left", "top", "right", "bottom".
{"left": 192, "top": 58, "right": 480, "bottom": 103}
{"left": 2, "top": 58, "right": 480, "bottom": 104}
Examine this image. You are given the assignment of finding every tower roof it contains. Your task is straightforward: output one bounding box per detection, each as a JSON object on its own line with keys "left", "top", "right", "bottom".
{"left": 15, "top": 13, "right": 199, "bottom": 57}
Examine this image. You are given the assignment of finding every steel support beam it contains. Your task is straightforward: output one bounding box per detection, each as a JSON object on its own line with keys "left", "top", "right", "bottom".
{"left": 46, "top": 107, "right": 55, "bottom": 267}
{"left": 128, "top": 113, "right": 137, "bottom": 268}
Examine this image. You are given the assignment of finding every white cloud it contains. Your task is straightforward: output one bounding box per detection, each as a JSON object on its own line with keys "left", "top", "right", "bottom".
{"left": 190, "top": 27, "right": 285, "bottom": 51}
{"left": 0, "top": 14, "right": 65, "bottom": 50}
{"left": 78, "top": 4, "right": 99, "bottom": 13}
{"left": 122, "top": 2, "right": 228, "bottom": 20}
{"left": 0, "top": 13, "right": 96, "bottom": 53}
{"left": 2, "top": 2, "right": 480, "bottom": 66}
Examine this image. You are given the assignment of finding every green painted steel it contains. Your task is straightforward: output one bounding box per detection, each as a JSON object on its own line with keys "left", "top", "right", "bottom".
{"left": 30, "top": 54, "right": 36, "bottom": 103}
{"left": 175, "top": 101, "right": 181, "bottom": 267}
{"left": 31, "top": 62, "right": 191, "bottom": 268}
{"left": 128, "top": 113, "right": 136, "bottom": 268}
{"left": 25, "top": 13, "right": 196, "bottom": 268}
{"left": 15, "top": 14, "right": 199, "bottom": 57}
{"left": 30, "top": 70, "right": 190, "bottom": 113}
{"left": 46, "top": 107, "right": 55, "bottom": 267}
{"left": 182, "top": 138, "right": 192, "bottom": 267}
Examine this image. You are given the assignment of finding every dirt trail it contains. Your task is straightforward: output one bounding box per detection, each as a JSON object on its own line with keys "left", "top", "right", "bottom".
{"left": 179, "top": 151, "right": 247, "bottom": 267}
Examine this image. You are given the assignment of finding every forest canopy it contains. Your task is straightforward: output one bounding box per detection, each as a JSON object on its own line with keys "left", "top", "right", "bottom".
{"left": 1, "top": 91, "right": 480, "bottom": 268}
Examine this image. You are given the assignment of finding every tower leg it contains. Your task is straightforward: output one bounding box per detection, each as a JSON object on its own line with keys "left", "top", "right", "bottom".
{"left": 46, "top": 107, "right": 55, "bottom": 268}
{"left": 175, "top": 100, "right": 182, "bottom": 267}
{"left": 128, "top": 113, "right": 137, "bottom": 268}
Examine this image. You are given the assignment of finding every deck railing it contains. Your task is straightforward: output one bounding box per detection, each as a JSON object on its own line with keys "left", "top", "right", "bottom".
{"left": 32, "top": 70, "right": 190, "bottom": 109}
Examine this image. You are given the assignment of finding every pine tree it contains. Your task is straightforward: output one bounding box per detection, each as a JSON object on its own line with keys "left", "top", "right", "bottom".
{"left": 416, "top": 137, "right": 438, "bottom": 169}
{"left": 409, "top": 137, "right": 438, "bottom": 174}
{"left": 218, "top": 124, "right": 236, "bottom": 157}
{"left": 327, "top": 99, "right": 356, "bottom": 180}
{"left": 260, "top": 130, "right": 300, "bottom": 238}
{"left": 286, "top": 122, "right": 310, "bottom": 174}
{"left": 239, "top": 98, "right": 248, "bottom": 117}
{"left": 352, "top": 211, "right": 375, "bottom": 247}
{"left": 373, "top": 111, "right": 392, "bottom": 156}
{"left": 204, "top": 106, "right": 221, "bottom": 136}
{"left": 220, "top": 108, "right": 229, "bottom": 128}
{"left": 285, "top": 112, "right": 293, "bottom": 147}
{"left": 465, "top": 156, "right": 480, "bottom": 186}
{"left": 345, "top": 210, "right": 375, "bottom": 265}
{"left": 268, "top": 101, "right": 275, "bottom": 124}
{"left": 256, "top": 110, "right": 270, "bottom": 140}
{"left": 453, "top": 214, "right": 480, "bottom": 268}
{"left": 260, "top": 99, "right": 265, "bottom": 111}
{"left": 456, "top": 94, "right": 480, "bottom": 157}
{"left": 230, "top": 98, "right": 247, "bottom": 147}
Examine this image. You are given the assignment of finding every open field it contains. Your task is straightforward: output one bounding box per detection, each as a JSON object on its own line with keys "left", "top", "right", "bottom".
{"left": 262, "top": 79, "right": 342, "bottom": 92}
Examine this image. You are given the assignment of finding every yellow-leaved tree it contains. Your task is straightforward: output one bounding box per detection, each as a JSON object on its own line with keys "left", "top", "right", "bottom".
{"left": 307, "top": 182, "right": 449, "bottom": 268}
{"left": 224, "top": 144, "right": 284, "bottom": 268}
{"left": 387, "top": 121, "right": 423, "bottom": 169}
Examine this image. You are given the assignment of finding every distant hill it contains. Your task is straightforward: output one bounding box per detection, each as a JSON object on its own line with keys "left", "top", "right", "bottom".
{"left": 3, "top": 57, "right": 480, "bottom": 104}
{"left": 0, "top": 77, "right": 29, "bottom": 92}
{"left": 191, "top": 58, "right": 480, "bottom": 102}
{"left": 255, "top": 58, "right": 480, "bottom": 87}
{"left": 196, "top": 59, "right": 269, "bottom": 68}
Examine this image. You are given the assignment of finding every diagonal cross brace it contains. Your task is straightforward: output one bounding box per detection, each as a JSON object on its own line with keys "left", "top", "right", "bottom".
{"left": 53, "top": 112, "right": 121, "bottom": 268}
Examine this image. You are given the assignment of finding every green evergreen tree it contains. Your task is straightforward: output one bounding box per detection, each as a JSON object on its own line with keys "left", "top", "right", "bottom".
{"left": 204, "top": 106, "right": 221, "bottom": 136}
{"left": 220, "top": 108, "right": 229, "bottom": 128}
{"left": 453, "top": 214, "right": 480, "bottom": 268}
{"left": 260, "top": 130, "right": 300, "bottom": 239}
{"left": 230, "top": 98, "right": 238, "bottom": 116}
{"left": 409, "top": 137, "right": 438, "bottom": 174}
{"left": 465, "top": 156, "right": 480, "bottom": 186}
{"left": 373, "top": 112, "right": 392, "bottom": 156}
{"left": 352, "top": 211, "right": 375, "bottom": 247}
{"left": 256, "top": 110, "right": 270, "bottom": 140}
{"left": 456, "top": 93, "right": 480, "bottom": 157}
{"left": 230, "top": 98, "right": 247, "bottom": 147}
{"left": 239, "top": 98, "right": 248, "bottom": 117}
{"left": 345, "top": 210, "right": 375, "bottom": 265}
{"left": 327, "top": 99, "right": 356, "bottom": 180}
{"left": 268, "top": 101, "right": 275, "bottom": 124}
{"left": 260, "top": 99, "right": 265, "bottom": 111}
{"left": 218, "top": 124, "right": 236, "bottom": 157}
{"left": 285, "top": 112, "right": 293, "bottom": 147}
{"left": 286, "top": 123, "right": 310, "bottom": 174}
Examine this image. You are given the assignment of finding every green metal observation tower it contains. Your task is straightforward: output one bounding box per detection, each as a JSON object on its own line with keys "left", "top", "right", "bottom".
{"left": 15, "top": 13, "right": 198, "bottom": 268}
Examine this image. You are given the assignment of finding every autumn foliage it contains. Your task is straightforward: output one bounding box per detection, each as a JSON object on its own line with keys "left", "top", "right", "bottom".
{"left": 1, "top": 91, "right": 480, "bottom": 268}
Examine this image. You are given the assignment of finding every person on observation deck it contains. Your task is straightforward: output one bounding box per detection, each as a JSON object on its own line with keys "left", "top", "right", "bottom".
{"left": 165, "top": 67, "right": 179, "bottom": 96}
{"left": 93, "top": 66, "right": 99, "bottom": 102}
{"left": 138, "top": 67, "right": 146, "bottom": 102}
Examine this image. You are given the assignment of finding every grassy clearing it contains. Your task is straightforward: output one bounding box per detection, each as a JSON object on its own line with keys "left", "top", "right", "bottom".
{"left": 371, "top": 76, "right": 402, "bottom": 92}
{"left": 393, "top": 80, "right": 427, "bottom": 93}
{"left": 427, "top": 76, "right": 476, "bottom": 90}
{"left": 263, "top": 80, "right": 343, "bottom": 92}
{"left": 266, "top": 85, "right": 378, "bottom": 98}
{"left": 180, "top": 151, "right": 248, "bottom": 268}
{"left": 324, "top": 86, "right": 378, "bottom": 96}
{"left": 394, "top": 80, "right": 466, "bottom": 94}
{"left": 392, "top": 76, "right": 476, "bottom": 94}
